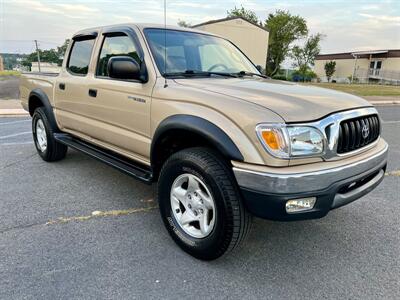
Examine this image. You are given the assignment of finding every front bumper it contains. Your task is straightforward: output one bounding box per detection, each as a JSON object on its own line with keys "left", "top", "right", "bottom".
{"left": 233, "top": 142, "right": 388, "bottom": 221}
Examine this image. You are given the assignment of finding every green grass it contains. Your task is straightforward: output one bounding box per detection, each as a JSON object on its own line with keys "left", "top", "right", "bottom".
{"left": 0, "top": 70, "right": 21, "bottom": 77}
{"left": 303, "top": 83, "right": 400, "bottom": 97}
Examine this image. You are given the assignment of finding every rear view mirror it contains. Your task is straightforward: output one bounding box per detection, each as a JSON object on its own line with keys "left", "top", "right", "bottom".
{"left": 107, "top": 56, "right": 141, "bottom": 80}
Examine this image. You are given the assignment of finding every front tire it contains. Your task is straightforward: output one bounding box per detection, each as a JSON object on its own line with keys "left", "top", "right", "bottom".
{"left": 32, "top": 107, "right": 67, "bottom": 162}
{"left": 158, "top": 147, "right": 252, "bottom": 260}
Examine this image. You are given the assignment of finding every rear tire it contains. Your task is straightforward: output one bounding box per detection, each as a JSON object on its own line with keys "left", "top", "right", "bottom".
{"left": 32, "top": 107, "right": 67, "bottom": 162}
{"left": 158, "top": 147, "right": 252, "bottom": 260}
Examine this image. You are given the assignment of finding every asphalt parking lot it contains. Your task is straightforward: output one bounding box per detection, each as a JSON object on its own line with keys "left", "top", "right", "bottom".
{"left": 0, "top": 76, "right": 20, "bottom": 99}
{"left": 0, "top": 106, "right": 399, "bottom": 299}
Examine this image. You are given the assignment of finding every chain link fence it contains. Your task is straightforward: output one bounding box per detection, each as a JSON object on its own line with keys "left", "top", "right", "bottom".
{"left": 353, "top": 68, "right": 400, "bottom": 85}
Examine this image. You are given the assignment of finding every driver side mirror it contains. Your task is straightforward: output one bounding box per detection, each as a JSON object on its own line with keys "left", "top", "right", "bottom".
{"left": 107, "top": 56, "right": 141, "bottom": 80}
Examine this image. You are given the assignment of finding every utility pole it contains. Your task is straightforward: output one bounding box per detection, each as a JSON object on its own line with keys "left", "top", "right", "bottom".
{"left": 34, "top": 40, "right": 41, "bottom": 72}
{"left": 351, "top": 53, "right": 358, "bottom": 84}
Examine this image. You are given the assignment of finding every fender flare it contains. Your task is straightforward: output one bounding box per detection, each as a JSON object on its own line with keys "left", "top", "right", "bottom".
{"left": 151, "top": 115, "right": 244, "bottom": 163}
{"left": 29, "top": 89, "right": 60, "bottom": 131}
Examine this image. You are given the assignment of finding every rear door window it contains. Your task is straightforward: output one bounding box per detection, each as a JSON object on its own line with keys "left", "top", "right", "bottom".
{"left": 67, "top": 39, "right": 95, "bottom": 75}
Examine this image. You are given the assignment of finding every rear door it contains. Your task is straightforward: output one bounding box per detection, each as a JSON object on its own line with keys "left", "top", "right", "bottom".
{"left": 54, "top": 34, "right": 98, "bottom": 133}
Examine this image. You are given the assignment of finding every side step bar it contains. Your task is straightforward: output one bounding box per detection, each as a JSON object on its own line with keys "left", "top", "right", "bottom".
{"left": 54, "top": 133, "right": 153, "bottom": 184}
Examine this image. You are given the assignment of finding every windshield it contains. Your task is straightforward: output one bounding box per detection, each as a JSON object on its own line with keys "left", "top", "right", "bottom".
{"left": 144, "top": 29, "right": 259, "bottom": 76}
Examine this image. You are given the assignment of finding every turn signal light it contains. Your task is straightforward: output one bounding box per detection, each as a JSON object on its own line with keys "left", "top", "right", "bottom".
{"left": 256, "top": 125, "right": 289, "bottom": 158}
{"left": 261, "top": 130, "right": 280, "bottom": 150}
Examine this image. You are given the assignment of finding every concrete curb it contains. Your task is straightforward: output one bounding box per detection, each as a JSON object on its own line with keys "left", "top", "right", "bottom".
{"left": 0, "top": 109, "right": 29, "bottom": 116}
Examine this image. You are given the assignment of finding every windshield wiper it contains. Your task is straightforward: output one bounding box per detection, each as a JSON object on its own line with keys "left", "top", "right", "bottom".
{"left": 207, "top": 71, "right": 239, "bottom": 78}
{"left": 163, "top": 70, "right": 238, "bottom": 78}
{"left": 235, "top": 71, "right": 270, "bottom": 79}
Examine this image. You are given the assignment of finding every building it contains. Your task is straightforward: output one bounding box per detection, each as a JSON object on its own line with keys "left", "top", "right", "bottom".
{"left": 13, "top": 64, "right": 29, "bottom": 72}
{"left": 31, "top": 62, "right": 60, "bottom": 73}
{"left": 0, "top": 55, "right": 4, "bottom": 71}
{"left": 13, "top": 57, "right": 29, "bottom": 72}
{"left": 192, "top": 16, "right": 269, "bottom": 68}
{"left": 314, "top": 49, "right": 400, "bottom": 84}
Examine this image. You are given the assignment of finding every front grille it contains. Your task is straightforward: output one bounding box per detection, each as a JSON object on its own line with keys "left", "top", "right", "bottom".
{"left": 337, "top": 114, "right": 380, "bottom": 154}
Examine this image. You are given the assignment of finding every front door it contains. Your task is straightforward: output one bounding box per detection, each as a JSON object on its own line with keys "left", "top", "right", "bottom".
{"left": 84, "top": 32, "right": 152, "bottom": 164}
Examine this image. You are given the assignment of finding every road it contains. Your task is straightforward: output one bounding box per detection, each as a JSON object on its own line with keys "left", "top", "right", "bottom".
{"left": 0, "top": 106, "right": 399, "bottom": 299}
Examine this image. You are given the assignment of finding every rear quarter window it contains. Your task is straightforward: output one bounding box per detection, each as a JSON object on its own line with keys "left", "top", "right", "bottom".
{"left": 67, "top": 39, "right": 95, "bottom": 75}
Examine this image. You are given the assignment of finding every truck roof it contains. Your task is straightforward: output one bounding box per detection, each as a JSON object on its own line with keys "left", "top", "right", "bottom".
{"left": 72, "top": 23, "right": 214, "bottom": 40}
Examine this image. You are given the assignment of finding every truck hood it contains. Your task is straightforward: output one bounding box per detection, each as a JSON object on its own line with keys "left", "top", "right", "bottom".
{"left": 174, "top": 78, "right": 371, "bottom": 122}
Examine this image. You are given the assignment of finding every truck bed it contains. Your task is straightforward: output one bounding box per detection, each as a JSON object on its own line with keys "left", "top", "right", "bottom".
{"left": 19, "top": 72, "right": 59, "bottom": 112}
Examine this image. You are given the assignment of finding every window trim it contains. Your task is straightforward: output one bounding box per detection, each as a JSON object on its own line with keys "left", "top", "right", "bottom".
{"left": 94, "top": 27, "right": 148, "bottom": 83}
{"left": 66, "top": 37, "right": 96, "bottom": 77}
{"left": 72, "top": 31, "right": 98, "bottom": 41}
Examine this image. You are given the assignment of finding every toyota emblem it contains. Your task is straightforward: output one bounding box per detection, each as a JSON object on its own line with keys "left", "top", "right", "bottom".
{"left": 361, "top": 123, "right": 369, "bottom": 139}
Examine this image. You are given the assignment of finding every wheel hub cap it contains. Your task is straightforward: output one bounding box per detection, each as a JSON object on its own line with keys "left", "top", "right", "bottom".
{"left": 170, "top": 174, "right": 216, "bottom": 238}
{"left": 35, "top": 119, "right": 47, "bottom": 152}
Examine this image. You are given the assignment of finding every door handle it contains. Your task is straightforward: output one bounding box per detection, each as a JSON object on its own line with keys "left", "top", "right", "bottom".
{"left": 59, "top": 83, "right": 65, "bottom": 90}
{"left": 88, "top": 89, "right": 97, "bottom": 98}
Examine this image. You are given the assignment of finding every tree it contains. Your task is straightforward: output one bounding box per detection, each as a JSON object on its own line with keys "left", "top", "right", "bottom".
{"left": 22, "top": 49, "right": 59, "bottom": 68}
{"left": 324, "top": 61, "right": 336, "bottom": 82}
{"left": 177, "top": 20, "right": 191, "bottom": 28}
{"left": 291, "top": 33, "right": 323, "bottom": 80}
{"left": 21, "top": 39, "right": 70, "bottom": 68}
{"left": 227, "top": 5, "right": 259, "bottom": 24}
{"left": 57, "top": 39, "right": 70, "bottom": 59}
{"left": 265, "top": 10, "right": 308, "bottom": 76}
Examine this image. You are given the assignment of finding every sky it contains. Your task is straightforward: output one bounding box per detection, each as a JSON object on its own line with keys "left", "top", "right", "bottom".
{"left": 0, "top": 0, "right": 399, "bottom": 55}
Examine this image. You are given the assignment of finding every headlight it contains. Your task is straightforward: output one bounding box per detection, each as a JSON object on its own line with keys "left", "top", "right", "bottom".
{"left": 256, "top": 124, "right": 325, "bottom": 158}
{"left": 287, "top": 126, "right": 324, "bottom": 156}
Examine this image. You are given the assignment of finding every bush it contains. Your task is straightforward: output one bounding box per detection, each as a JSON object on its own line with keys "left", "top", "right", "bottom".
{"left": 291, "top": 69, "right": 317, "bottom": 82}
{"left": 272, "top": 75, "right": 288, "bottom": 81}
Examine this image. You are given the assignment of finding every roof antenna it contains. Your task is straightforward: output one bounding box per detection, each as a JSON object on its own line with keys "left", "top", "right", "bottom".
{"left": 163, "top": 0, "right": 168, "bottom": 88}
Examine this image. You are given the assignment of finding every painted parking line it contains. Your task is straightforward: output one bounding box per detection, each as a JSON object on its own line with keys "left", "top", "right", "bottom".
{"left": 0, "top": 119, "right": 30, "bottom": 125}
{"left": 0, "top": 131, "right": 32, "bottom": 139}
{"left": 382, "top": 121, "right": 400, "bottom": 124}
{"left": 0, "top": 141, "right": 34, "bottom": 146}
{"left": 386, "top": 170, "right": 400, "bottom": 177}
{"left": 46, "top": 203, "right": 157, "bottom": 225}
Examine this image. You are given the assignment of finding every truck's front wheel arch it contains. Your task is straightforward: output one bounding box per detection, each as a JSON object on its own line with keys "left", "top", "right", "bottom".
{"left": 28, "top": 95, "right": 43, "bottom": 116}
{"left": 151, "top": 115, "right": 244, "bottom": 179}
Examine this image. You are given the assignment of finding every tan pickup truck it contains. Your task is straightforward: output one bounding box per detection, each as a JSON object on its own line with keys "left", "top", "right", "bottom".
{"left": 20, "top": 24, "right": 388, "bottom": 260}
